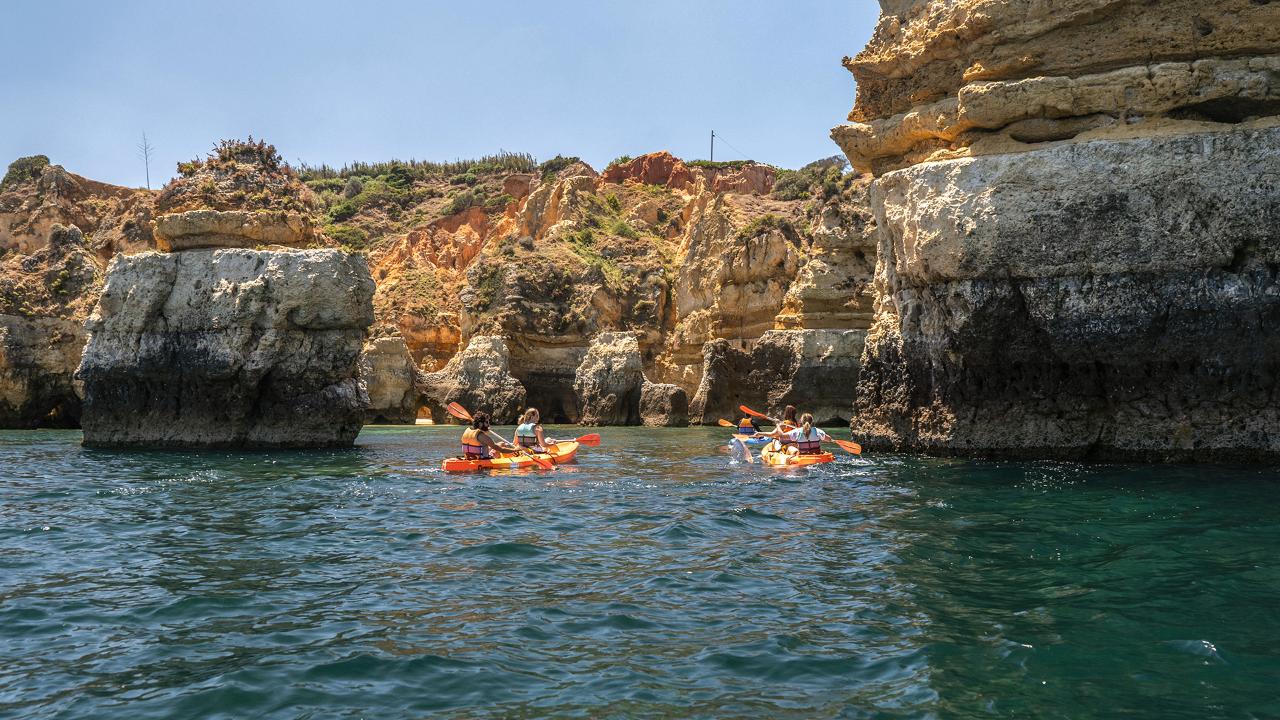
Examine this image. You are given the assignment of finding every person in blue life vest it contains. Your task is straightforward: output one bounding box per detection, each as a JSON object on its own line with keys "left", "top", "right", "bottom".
{"left": 756, "top": 413, "right": 830, "bottom": 456}
{"left": 460, "top": 411, "right": 519, "bottom": 459}
{"left": 512, "top": 408, "right": 557, "bottom": 453}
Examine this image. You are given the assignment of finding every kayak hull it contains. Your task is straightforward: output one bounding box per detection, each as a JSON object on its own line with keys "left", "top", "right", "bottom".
{"left": 442, "top": 441, "right": 580, "bottom": 472}
{"left": 759, "top": 448, "right": 836, "bottom": 467}
{"left": 733, "top": 436, "right": 771, "bottom": 446}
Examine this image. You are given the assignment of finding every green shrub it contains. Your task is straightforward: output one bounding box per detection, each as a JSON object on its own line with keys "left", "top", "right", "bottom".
{"left": 296, "top": 151, "right": 537, "bottom": 182}
{"left": 449, "top": 172, "right": 478, "bottom": 186}
{"left": 736, "top": 214, "right": 795, "bottom": 241}
{"left": 306, "top": 178, "right": 346, "bottom": 194}
{"left": 325, "top": 224, "right": 368, "bottom": 248}
{"left": 609, "top": 218, "right": 639, "bottom": 240}
{"left": 329, "top": 200, "right": 359, "bottom": 222}
{"left": 605, "top": 193, "right": 622, "bottom": 214}
{"left": 608, "top": 155, "right": 633, "bottom": 169}
{"left": 484, "top": 193, "right": 515, "bottom": 211}
{"left": 539, "top": 155, "right": 581, "bottom": 181}
{"left": 445, "top": 189, "right": 482, "bottom": 216}
{"left": 2, "top": 155, "right": 50, "bottom": 188}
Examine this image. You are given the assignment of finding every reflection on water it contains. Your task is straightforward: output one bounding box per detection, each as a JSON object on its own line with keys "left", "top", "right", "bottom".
{"left": 1, "top": 427, "right": 1278, "bottom": 718}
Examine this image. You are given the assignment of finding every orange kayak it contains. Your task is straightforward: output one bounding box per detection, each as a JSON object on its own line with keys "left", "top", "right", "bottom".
{"left": 759, "top": 446, "right": 836, "bottom": 467}
{"left": 442, "top": 441, "right": 579, "bottom": 472}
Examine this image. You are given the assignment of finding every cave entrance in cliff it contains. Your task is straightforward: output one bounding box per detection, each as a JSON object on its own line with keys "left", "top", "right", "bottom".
{"left": 517, "top": 372, "right": 580, "bottom": 425}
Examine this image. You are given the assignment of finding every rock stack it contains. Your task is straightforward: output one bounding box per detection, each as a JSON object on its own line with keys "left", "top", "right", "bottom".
{"left": 834, "top": 0, "right": 1280, "bottom": 460}
{"left": 76, "top": 141, "right": 376, "bottom": 448}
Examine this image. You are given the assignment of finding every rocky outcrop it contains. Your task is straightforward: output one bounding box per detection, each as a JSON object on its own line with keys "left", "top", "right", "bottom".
{"left": 837, "top": 1, "right": 1280, "bottom": 460}
{"left": 360, "top": 335, "right": 421, "bottom": 424}
{"left": 836, "top": 0, "right": 1280, "bottom": 173}
{"left": 77, "top": 248, "right": 375, "bottom": 448}
{"left": 640, "top": 382, "right": 688, "bottom": 427}
{"left": 1, "top": 159, "right": 153, "bottom": 258}
{"left": 574, "top": 332, "right": 646, "bottom": 425}
{"left": 690, "top": 330, "right": 864, "bottom": 426}
{"left": 420, "top": 335, "right": 526, "bottom": 424}
{"left": 153, "top": 209, "right": 316, "bottom": 251}
{"left": 0, "top": 225, "right": 102, "bottom": 427}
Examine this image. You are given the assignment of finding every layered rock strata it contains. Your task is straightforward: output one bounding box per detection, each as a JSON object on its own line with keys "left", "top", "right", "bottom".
{"left": 77, "top": 248, "right": 375, "bottom": 448}
{"left": 836, "top": 0, "right": 1280, "bottom": 460}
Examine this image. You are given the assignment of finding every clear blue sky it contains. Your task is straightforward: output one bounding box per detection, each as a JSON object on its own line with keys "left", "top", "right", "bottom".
{"left": 3, "top": 1, "right": 879, "bottom": 188}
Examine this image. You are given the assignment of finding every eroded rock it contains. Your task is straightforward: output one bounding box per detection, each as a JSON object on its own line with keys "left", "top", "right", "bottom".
{"left": 574, "top": 332, "right": 646, "bottom": 426}
{"left": 154, "top": 209, "right": 316, "bottom": 251}
{"left": 77, "top": 248, "right": 375, "bottom": 448}
{"left": 420, "top": 335, "right": 526, "bottom": 424}
{"left": 360, "top": 335, "right": 421, "bottom": 425}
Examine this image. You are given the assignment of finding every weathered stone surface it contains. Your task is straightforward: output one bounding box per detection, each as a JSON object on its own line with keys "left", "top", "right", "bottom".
{"left": 154, "top": 209, "right": 316, "bottom": 251}
{"left": 690, "top": 330, "right": 865, "bottom": 426}
{"left": 0, "top": 224, "right": 102, "bottom": 428}
{"left": 836, "top": 1, "right": 1280, "bottom": 173}
{"left": 574, "top": 332, "right": 646, "bottom": 426}
{"left": 0, "top": 316, "right": 84, "bottom": 428}
{"left": 1, "top": 162, "right": 153, "bottom": 257}
{"left": 640, "top": 381, "right": 689, "bottom": 427}
{"left": 359, "top": 335, "right": 421, "bottom": 425}
{"left": 853, "top": 125, "right": 1280, "bottom": 461}
{"left": 77, "top": 248, "right": 375, "bottom": 448}
{"left": 420, "top": 335, "right": 526, "bottom": 424}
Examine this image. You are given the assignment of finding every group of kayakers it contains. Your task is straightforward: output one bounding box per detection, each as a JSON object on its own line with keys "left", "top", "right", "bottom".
{"left": 454, "top": 401, "right": 840, "bottom": 470}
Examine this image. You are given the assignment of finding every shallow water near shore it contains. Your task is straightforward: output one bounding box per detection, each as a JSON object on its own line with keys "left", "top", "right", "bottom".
{"left": 1, "top": 426, "right": 1278, "bottom": 719}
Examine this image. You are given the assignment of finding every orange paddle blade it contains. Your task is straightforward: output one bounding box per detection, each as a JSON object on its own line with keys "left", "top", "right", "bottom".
{"left": 446, "top": 402, "right": 473, "bottom": 422}
{"left": 575, "top": 434, "right": 602, "bottom": 447}
{"left": 717, "top": 419, "right": 736, "bottom": 428}
{"left": 834, "top": 439, "right": 862, "bottom": 455}
{"left": 525, "top": 451, "right": 555, "bottom": 470}
{"left": 739, "top": 405, "right": 772, "bottom": 420}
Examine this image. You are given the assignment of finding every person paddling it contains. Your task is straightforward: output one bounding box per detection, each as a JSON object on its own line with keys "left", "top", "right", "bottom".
{"left": 461, "top": 411, "right": 519, "bottom": 460}
{"left": 513, "top": 408, "right": 556, "bottom": 453}
{"left": 758, "top": 413, "right": 830, "bottom": 456}
{"left": 779, "top": 405, "right": 798, "bottom": 432}
{"left": 737, "top": 415, "right": 762, "bottom": 435}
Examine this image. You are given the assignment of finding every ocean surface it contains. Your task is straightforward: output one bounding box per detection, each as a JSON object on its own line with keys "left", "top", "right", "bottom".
{"left": 1, "top": 426, "right": 1278, "bottom": 719}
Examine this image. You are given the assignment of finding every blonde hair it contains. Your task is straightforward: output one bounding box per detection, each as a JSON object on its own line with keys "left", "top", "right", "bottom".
{"left": 520, "top": 408, "right": 540, "bottom": 425}
{"left": 800, "top": 413, "right": 814, "bottom": 437}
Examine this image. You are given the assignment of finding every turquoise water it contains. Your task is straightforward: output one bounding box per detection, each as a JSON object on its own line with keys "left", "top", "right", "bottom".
{"left": 2, "top": 426, "right": 1278, "bottom": 719}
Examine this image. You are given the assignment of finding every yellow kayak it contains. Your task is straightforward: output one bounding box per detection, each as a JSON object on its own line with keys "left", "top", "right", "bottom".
{"left": 442, "top": 441, "right": 579, "bottom": 472}
{"left": 759, "top": 446, "right": 836, "bottom": 467}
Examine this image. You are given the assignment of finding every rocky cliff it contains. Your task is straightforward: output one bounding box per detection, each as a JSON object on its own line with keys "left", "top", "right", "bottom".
{"left": 78, "top": 248, "right": 375, "bottom": 448}
{"left": 835, "top": 0, "right": 1280, "bottom": 460}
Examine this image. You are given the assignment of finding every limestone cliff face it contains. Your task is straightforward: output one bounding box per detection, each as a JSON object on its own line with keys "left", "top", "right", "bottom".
{"left": 77, "top": 248, "right": 374, "bottom": 448}
{"left": 0, "top": 225, "right": 102, "bottom": 427}
{"left": 837, "top": 1, "right": 1280, "bottom": 460}
{"left": 1, "top": 159, "right": 154, "bottom": 259}
{"left": 420, "top": 335, "right": 527, "bottom": 424}
{"left": 837, "top": 0, "right": 1280, "bottom": 173}
{"left": 360, "top": 335, "right": 421, "bottom": 425}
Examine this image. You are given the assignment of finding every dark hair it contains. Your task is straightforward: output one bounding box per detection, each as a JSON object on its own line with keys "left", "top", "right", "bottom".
{"left": 471, "top": 411, "right": 491, "bottom": 432}
{"left": 784, "top": 405, "right": 797, "bottom": 422}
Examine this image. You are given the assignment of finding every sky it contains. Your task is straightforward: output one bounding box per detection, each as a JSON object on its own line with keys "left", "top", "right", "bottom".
{"left": 2, "top": 1, "right": 880, "bottom": 189}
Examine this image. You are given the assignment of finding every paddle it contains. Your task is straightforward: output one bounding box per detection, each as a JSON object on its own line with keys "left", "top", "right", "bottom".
{"left": 833, "top": 439, "right": 863, "bottom": 455}
{"left": 739, "top": 404, "right": 795, "bottom": 429}
{"left": 445, "top": 402, "right": 555, "bottom": 470}
{"left": 717, "top": 419, "right": 736, "bottom": 428}
{"left": 573, "top": 433, "right": 602, "bottom": 447}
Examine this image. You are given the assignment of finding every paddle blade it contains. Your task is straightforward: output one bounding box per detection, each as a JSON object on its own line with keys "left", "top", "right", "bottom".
{"left": 834, "top": 439, "right": 862, "bottom": 455}
{"left": 446, "top": 402, "right": 473, "bottom": 422}
{"left": 530, "top": 453, "right": 555, "bottom": 470}
{"left": 574, "top": 433, "right": 602, "bottom": 447}
{"left": 717, "top": 419, "right": 736, "bottom": 428}
{"left": 739, "top": 405, "right": 771, "bottom": 420}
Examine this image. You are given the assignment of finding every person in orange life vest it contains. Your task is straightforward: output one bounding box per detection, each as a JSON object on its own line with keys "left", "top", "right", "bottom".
{"left": 757, "top": 413, "right": 830, "bottom": 455}
{"left": 737, "top": 415, "right": 762, "bottom": 435}
{"left": 460, "top": 411, "right": 518, "bottom": 459}
{"left": 512, "top": 408, "right": 556, "bottom": 453}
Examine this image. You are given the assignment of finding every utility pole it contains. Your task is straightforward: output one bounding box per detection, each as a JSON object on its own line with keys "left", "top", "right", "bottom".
{"left": 711, "top": 130, "right": 716, "bottom": 163}
{"left": 138, "top": 132, "right": 154, "bottom": 190}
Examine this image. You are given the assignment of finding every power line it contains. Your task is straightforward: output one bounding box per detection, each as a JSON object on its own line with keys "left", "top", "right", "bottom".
{"left": 709, "top": 130, "right": 753, "bottom": 162}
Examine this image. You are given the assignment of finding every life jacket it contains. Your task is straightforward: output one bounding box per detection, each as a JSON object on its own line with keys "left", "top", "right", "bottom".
{"left": 738, "top": 417, "right": 755, "bottom": 434}
{"left": 461, "top": 427, "right": 492, "bottom": 459}
{"left": 516, "top": 422, "right": 540, "bottom": 449}
{"left": 794, "top": 427, "right": 823, "bottom": 455}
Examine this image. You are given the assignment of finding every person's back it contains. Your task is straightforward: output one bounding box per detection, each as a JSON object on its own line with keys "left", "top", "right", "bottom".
{"left": 784, "top": 414, "right": 829, "bottom": 455}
